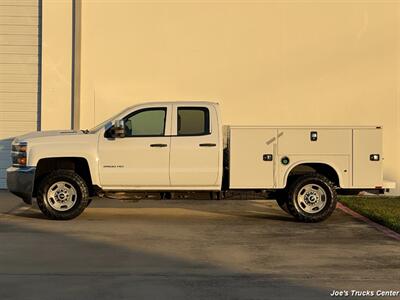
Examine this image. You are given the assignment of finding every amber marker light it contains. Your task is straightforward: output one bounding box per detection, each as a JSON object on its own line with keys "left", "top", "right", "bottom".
{"left": 17, "top": 157, "right": 27, "bottom": 165}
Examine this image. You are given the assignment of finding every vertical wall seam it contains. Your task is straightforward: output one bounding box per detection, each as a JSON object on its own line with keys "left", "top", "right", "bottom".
{"left": 37, "top": 0, "right": 42, "bottom": 131}
{"left": 71, "top": 0, "right": 75, "bottom": 129}
{"left": 71, "top": 0, "right": 81, "bottom": 130}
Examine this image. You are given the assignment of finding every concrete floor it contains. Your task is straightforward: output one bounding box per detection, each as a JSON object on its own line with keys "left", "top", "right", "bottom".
{"left": 0, "top": 191, "right": 399, "bottom": 300}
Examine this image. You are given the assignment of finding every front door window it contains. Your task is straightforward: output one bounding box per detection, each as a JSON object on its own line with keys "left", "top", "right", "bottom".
{"left": 124, "top": 108, "right": 166, "bottom": 137}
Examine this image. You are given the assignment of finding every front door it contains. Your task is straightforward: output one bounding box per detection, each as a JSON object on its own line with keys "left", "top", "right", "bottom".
{"left": 169, "top": 105, "right": 220, "bottom": 187}
{"left": 98, "top": 105, "right": 171, "bottom": 188}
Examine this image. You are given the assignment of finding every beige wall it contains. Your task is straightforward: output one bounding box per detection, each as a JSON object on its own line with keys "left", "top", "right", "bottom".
{"left": 42, "top": 1, "right": 400, "bottom": 193}
{"left": 41, "top": 0, "right": 72, "bottom": 130}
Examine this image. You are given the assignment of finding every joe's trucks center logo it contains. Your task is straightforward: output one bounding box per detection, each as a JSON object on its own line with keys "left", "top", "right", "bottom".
{"left": 330, "top": 290, "right": 400, "bottom": 297}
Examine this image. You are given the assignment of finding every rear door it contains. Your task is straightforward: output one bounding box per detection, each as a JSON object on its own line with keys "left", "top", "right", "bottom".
{"left": 0, "top": 1, "right": 40, "bottom": 188}
{"left": 169, "top": 104, "right": 220, "bottom": 187}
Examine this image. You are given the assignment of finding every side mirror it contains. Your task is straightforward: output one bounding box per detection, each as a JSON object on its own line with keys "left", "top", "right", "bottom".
{"left": 113, "top": 119, "right": 125, "bottom": 138}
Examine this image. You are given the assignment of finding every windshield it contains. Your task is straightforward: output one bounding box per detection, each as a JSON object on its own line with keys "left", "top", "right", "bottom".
{"left": 89, "top": 117, "right": 113, "bottom": 133}
{"left": 89, "top": 109, "right": 126, "bottom": 133}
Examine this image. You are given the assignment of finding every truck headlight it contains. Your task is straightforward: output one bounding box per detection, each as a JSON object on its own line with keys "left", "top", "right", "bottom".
{"left": 11, "top": 142, "right": 28, "bottom": 167}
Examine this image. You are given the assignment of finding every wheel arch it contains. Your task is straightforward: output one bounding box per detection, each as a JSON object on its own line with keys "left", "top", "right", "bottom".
{"left": 283, "top": 161, "right": 342, "bottom": 188}
{"left": 33, "top": 157, "right": 94, "bottom": 197}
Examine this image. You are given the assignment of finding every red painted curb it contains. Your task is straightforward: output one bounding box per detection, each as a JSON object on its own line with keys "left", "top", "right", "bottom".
{"left": 337, "top": 202, "right": 400, "bottom": 241}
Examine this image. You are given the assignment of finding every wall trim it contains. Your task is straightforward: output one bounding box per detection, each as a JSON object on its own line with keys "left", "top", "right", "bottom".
{"left": 71, "top": 0, "right": 81, "bottom": 130}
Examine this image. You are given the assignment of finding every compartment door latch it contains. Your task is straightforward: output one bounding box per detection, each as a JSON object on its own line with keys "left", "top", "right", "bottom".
{"left": 263, "top": 154, "right": 273, "bottom": 161}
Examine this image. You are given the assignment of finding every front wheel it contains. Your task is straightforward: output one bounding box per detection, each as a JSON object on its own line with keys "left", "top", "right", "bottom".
{"left": 37, "top": 170, "right": 89, "bottom": 220}
{"left": 287, "top": 174, "right": 337, "bottom": 222}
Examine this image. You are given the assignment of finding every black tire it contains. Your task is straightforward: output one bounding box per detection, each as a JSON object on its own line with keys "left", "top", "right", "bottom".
{"left": 37, "top": 170, "right": 89, "bottom": 220}
{"left": 287, "top": 174, "right": 337, "bottom": 222}
{"left": 275, "top": 191, "right": 290, "bottom": 214}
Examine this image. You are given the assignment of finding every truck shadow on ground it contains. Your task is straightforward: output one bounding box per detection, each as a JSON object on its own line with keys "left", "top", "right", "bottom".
{"left": 6, "top": 198, "right": 297, "bottom": 223}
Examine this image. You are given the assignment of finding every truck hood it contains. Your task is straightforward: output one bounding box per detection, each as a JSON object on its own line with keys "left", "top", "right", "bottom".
{"left": 13, "top": 130, "right": 85, "bottom": 144}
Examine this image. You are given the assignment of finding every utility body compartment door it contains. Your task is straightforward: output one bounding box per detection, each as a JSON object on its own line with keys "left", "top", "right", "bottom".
{"left": 229, "top": 127, "right": 276, "bottom": 189}
{"left": 276, "top": 128, "right": 352, "bottom": 188}
{"left": 353, "top": 128, "right": 383, "bottom": 188}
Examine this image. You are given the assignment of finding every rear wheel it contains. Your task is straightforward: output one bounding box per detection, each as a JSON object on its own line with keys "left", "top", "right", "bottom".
{"left": 37, "top": 170, "right": 89, "bottom": 220}
{"left": 287, "top": 174, "right": 337, "bottom": 222}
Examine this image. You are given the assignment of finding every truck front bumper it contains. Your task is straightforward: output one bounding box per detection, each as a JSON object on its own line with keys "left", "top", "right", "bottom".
{"left": 6, "top": 166, "right": 36, "bottom": 204}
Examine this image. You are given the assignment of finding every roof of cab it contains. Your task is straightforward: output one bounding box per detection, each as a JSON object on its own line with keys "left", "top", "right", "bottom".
{"left": 126, "top": 101, "right": 219, "bottom": 110}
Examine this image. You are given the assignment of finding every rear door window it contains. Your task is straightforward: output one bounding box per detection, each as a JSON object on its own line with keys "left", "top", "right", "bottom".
{"left": 177, "top": 107, "right": 210, "bottom": 136}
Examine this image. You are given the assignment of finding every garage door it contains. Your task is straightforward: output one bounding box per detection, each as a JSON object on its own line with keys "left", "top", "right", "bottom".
{"left": 0, "top": 1, "right": 40, "bottom": 188}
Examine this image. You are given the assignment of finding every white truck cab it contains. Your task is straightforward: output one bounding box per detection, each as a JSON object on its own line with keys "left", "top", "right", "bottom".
{"left": 7, "top": 101, "right": 395, "bottom": 221}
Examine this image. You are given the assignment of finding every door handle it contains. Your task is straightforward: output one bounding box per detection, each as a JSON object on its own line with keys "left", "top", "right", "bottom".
{"left": 199, "top": 143, "right": 216, "bottom": 147}
{"left": 150, "top": 143, "right": 168, "bottom": 147}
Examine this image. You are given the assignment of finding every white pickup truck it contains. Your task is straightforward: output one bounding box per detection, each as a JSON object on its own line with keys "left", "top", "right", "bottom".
{"left": 7, "top": 101, "right": 394, "bottom": 221}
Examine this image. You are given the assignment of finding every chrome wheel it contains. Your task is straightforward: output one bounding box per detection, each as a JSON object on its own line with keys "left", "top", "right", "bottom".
{"left": 296, "top": 183, "right": 327, "bottom": 214}
{"left": 46, "top": 181, "right": 78, "bottom": 211}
